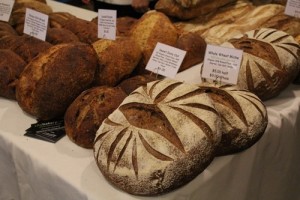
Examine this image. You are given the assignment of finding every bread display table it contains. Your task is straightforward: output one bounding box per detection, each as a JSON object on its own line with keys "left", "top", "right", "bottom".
{"left": 1, "top": 1, "right": 300, "bottom": 200}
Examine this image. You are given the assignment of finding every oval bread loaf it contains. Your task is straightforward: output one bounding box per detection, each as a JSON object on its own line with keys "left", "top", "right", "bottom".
{"left": 16, "top": 42, "right": 98, "bottom": 120}
{"left": 94, "top": 79, "right": 221, "bottom": 196}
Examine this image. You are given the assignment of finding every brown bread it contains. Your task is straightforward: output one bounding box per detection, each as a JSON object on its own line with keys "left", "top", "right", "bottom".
{"left": 65, "top": 86, "right": 127, "bottom": 149}
{"left": 16, "top": 42, "right": 98, "bottom": 120}
{"left": 94, "top": 79, "right": 221, "bottom": 195}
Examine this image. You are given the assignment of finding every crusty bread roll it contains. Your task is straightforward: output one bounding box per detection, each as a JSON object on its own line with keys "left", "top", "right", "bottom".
{"left": 16, "top": 42, "right": 98, "bottom": 120}
{"left": 155, "top": 0, "right": 237, "bottom": 20}
{"left": 130, "top": 11, "right": 178, "bottom": 74}
{"left": 198, "top": 83, "right": 268, "bottom": 156}
{"left": 65, "top": 86, "right": 127, "bottom": 149}
{"left": 92, "top": 37, "right": 142, "bottom": 86}
{"left": 94, "top": 79, "right": 221, "bottom": 195}
{"left": 0, "top": 50, "right": 27, "bottom": 100}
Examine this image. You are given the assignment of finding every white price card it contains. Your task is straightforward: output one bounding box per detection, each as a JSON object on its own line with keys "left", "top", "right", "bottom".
{"left": 23, "top": 8, "right": 48, "bottom": 41}
{"left": 284, "top": 0, "right": 300, "bottom": 18}
{"left": 0, "top": 0, "right": 14, "bottom": 22}
{"left": 98, "top": 9, "right": 116, "bottom": 40}
{"left": 202, "top": 44, "right": 243, "bottom": 85}
{"left": 146, "top": 42, "right": 186, "bottom": 78}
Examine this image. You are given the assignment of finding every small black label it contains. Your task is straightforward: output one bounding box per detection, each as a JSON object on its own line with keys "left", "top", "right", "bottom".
{"left": 24, "top": 119, "right": 65, "bottom": 143}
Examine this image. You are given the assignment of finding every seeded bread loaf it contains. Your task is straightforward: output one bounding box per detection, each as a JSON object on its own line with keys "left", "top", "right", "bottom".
{"left": 16, "top": 42, "right": 98, "bottom": 120}
{"left": 65, "top": 86, "right": 127, "bottom": 149}
{"left": 94, "top": 79, "right": 221, "bottom": 195}
{"left": 198, "top": 83, "right": 268, "bottom": 156}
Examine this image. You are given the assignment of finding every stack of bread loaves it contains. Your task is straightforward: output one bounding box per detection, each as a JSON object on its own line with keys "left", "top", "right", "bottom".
{"left": 93, "top": 79, "right": 268, "bottom": 195}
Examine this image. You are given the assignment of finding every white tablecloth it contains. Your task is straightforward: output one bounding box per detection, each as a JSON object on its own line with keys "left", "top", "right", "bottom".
{"left": 1, "top": 1, "right": 300, "bottom": 199}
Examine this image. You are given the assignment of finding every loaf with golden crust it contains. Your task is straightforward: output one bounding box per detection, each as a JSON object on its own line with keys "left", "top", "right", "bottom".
{"left": 198, "top": 83, "right": 268, "bottom": 156}
{"left": 92, "top": 37, "right": 142, "bottom": 86}
{"left": 155, "top": 0, "right": 237, "bottom": 20}
{"left": 16, "top": 42, "right": 98, "bottom": 120}
{"left": 94, "top": 79, "right": 221, "bottom": 195}
{"left": 65, "top": 86, "right": 127, "bottom": 149}
{"left": 130, "top": 11, "right": 178, "bottom": 74}
{"left": 0, "top": 49, "right": 27, "bottom": 100}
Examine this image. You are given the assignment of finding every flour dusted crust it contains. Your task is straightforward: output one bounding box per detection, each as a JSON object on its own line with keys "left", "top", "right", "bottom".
{"left": 225, "top": 28, "right": 300, "bottom": 100}
{"left": 94, "top": 79, "right": 221, "bottom": 195}
{"left": 199, "top": 83, "right": 268, "bottom": 155}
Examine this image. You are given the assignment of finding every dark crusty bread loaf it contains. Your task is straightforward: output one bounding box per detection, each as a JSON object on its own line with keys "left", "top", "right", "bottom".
{"left": 46, "top": 28, "right": 79, "bottom": 45}
{"left": 9, "top": 35, "right": 53, "bottom": 63}
{"left": 92, "top": 37, "right": 142, "bottom": 86}
{"left": 62, "top": 18, "right": 98, "bottom": 44}
{"left": 0, "top": 49, "right": 27, "bottom": 100}
{"left": 0, "top": 22, "right": 18, "bottom": 39}
{"left": 94, "top": 79, "right": 221, "bottom": 196}
{"left": 65, "top": 86, "right": 127, "bottom": 149}
{"left": 198, "top": 83, "right": 268, "bottom": 156}
{"left": 176, "top": 32, "right": 206, "bottom": 72}
{"left": 16, "top": 42, "right": 98, "bottom": 120}
{"left": 117, "top": 74, "right": 158, "bottom": 95}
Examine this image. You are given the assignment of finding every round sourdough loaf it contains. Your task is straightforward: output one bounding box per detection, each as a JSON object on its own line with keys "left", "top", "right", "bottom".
{"left": 198, "top": 83, "right": 268, "bottom": 156}
{"left": 201, "top": 28, "right": 300, "bottom": 100}
{"left": 64, "top": 86, "right": 127, "bottom": 149}
{"left": 94, "top": 79, "right": 221, "bottom": 196}
{"left": 16, "top": 42, "right": 98, "bottom": 120}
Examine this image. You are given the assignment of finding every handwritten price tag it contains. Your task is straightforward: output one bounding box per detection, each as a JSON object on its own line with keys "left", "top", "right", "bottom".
{"left": 146, "top": 42, "right": 186, "bottom": 78}
{"left": 98, "top": 9, "right": 116, "bottom": 40}
{"left": 0, "top": 0, "right": 14, "bottom": 22}
{"left": 23, "top": 8, "right": 48, "bottom": 41}
{"left": 201, "top": 44, "right": 243, "bottom": 84}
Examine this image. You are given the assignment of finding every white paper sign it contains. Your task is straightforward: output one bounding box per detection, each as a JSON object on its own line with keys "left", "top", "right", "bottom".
{"left": 0, "top": 0, "right": 14, "bottom": 22}
{"left": 202, "top": 44, "right": 243, "bottom": 84}
{"left": 98, "top": 9, "right": 116, "bottom": 40}
{"left": 23, "top": 8, "right": 48, "bottom": 41}
{"left": 284, "top": 0, "right": 300, "bottom": 18}
{"left": 146, "top": 42, "right": 186, "bottom": 78}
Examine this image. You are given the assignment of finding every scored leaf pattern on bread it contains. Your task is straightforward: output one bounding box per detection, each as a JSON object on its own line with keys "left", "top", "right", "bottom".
{"left": 94, "top": 79, "right": 219, "bottom": 180}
